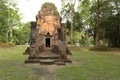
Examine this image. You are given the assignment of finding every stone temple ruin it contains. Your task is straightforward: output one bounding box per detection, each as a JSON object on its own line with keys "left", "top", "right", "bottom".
{"left": 23, "top": 2, "right": 71, "bottom": 65}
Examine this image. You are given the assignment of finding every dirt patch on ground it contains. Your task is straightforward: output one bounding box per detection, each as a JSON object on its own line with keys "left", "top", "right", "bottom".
{"left": 110, "top": 52, "right": 120, "bottom": 55}
{"left": 109, "top": 48, "right": 120, "bottom": 55}
{"left": 38, "top": 65, "right": 57, "bottom": 80}
{"left": 27, "top": 64, "right": 65, "bottom": 80}
{"left": 110, "top": 48, "right": 120, "bottom": 52}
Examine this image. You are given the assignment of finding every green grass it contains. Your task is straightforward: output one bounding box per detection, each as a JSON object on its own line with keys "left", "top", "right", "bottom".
{"left": 56, "top": 51, "right": 120, "bottom": 80}
{"left": 0, "top": 46, "right": 120, "bottom": 80}
{"left": 0, "top": 46, "right": 39, "bottom": 80}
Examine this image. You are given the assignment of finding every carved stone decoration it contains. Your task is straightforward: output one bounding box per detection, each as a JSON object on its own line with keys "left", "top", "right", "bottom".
{"left": 23, "top": 2, "right": 71, "bottom": 64}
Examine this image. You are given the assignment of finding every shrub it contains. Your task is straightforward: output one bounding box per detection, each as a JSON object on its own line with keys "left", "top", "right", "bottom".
{"left": 68, "top": 46, "right": 81, "bottom": 51}
{"left": 89, "top": 46, "right": 110, "bottom": 51}
{"left": 0, "top": 42, "right": 10, "bottom": 48}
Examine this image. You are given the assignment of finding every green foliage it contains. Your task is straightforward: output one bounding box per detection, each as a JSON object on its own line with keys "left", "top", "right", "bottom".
{"left": 68, "top": 46, "right": 81, "bottom": 51}
{"left": 61, "top": 0, "right": 76, "bottom": 45}
{"left": 0, "top": 0, "right": 31, "bottom": 45}
{"left": 61, "top": 2, "right": 74, "bottom": 20}
{"left": 78, "top": 0, "right": 91, "bottom": 24}
{"left": 73, "top": 12, "right": 83, "bottom": 31}
{"left": 99, "top": 13, "right": 120, "bottom": 47}
{"left": 13, "top": 22, "right": 30, "bottom": 45}
{"left": 61, "top": 1, "right": 83, "bottom": 45}
{"left": 0, "top": 0, "right": 9, "bottom": 42}
{"left": 77, "top": 0, "right": 120, "bottom": 47}
{"left": 0, "top": 0, "right": 21, "bottom": 43}
{"left": 89, "top": 46, "right": 110, "bottom": 51}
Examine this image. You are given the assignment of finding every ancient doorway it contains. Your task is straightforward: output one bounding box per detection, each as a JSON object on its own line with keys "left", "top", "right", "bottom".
{"left": 46, "top": 37, "right": 50, "bottom": 47}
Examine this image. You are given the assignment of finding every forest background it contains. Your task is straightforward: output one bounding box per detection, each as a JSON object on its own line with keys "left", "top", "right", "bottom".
{"left": 0, "top": 0, "right": 120, "bottom": 48}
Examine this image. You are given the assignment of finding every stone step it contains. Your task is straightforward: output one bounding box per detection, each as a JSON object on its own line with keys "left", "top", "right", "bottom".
{"left": 40, "top": 59, "right": 55, "bottom": 64}
{"left": 56, "top": 61, "right": 65, "bottom": 65}
{"left": 25, "top": 58, "right": 55, "bottom": 64}
{"left": 35, "top": 54, "right": 60, "bottom": 59}
{"left": 25, "top": 58, "right": 72, "bottom": 65}
{"left": 55, "top": 59, "right": 72, "bottom": 63}
{"left": 62, "top": 59, "right": 72, "bottom": 63}
{"left": 25, "top": 59, "right": 40, "bottom": 63}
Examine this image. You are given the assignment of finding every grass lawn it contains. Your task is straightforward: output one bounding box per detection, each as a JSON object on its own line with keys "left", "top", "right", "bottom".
{"left": 0, "top": 46, "right": 40, "bottom": 80}
{"left": 0, "top": 46, "right": 120, "bottom": 80}
{"left": 56, "top": 50, "right": 120, "bottom": 80}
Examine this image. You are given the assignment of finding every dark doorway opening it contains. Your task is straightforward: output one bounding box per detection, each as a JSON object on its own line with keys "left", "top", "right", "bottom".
{"left": 46, "top": 37, "right": 50, "bottom": 47}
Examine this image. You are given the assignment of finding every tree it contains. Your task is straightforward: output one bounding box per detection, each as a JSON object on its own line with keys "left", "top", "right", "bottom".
{"left": 78, "top": 0, "right": 92, "bottom": 45}
{"left": 0, "top": 0, "right": 9, "bottom": 42}
{"left": 89, "top": 0, "right": 100, "bottom": 47}
{"left": 61, "top": 0, "right": 76, "bottom": 45}
{"left": 89, "top": 0, "right": 120, "bottom": 47}
{"left": 0, "top": 0, "right": 21, "bottom": 44}
{"left": 7, "top": 0, "right": 21, "bottom": 44}
{"left": 77, "top": 0, "right": 120, "bottom": 47}
{"left": 13, "top": 22, "right": 30, "bottom": 45}
{"left": 99, "top": 0, "right": 120, "bottom": 47}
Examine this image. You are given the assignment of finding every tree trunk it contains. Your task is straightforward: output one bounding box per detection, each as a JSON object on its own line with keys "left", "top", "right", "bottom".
{"left": 6, "top": 30, "right": 8, "bottom": 43}
{"left": 95, "top": 26, "right": 99, "bottom": 47}
{"left": 95, "top": 0, "right": 100, "bottom": 47}
{"left": 70, "top": 20, "right": 74, "bottom": 46}
{"left": 70, "top": 0, "right": 76, "bottom": 46}
{"left": 10, "top": 26, "right": 13, "bottom": 44}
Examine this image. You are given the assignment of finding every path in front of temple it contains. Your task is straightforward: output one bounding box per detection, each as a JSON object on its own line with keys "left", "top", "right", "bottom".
{"left": 39, "top": 65, "right": 57, "bottom": 80}
{"left": 28, "top": 64, "right": 64, "bottom": 80}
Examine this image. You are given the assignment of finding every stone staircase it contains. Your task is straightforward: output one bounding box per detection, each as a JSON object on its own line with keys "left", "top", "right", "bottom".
{"left": 25, "top": 48, "right": 71, "bottom": 65}
{"left": 36, "top": 48, "right": 59, "bottom": 59}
